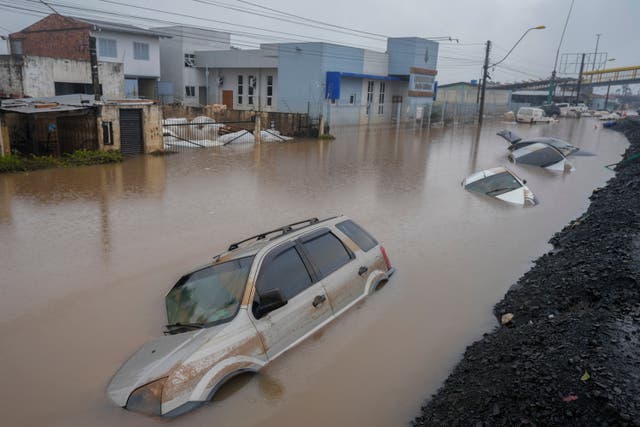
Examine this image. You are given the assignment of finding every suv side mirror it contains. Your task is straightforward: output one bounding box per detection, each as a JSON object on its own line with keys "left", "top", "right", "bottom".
{"left": 254, "top": 288, "right": 287, "bottom": 319}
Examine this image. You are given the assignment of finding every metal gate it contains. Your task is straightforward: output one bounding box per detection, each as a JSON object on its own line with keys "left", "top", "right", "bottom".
{"left": 57, "top": 112, "right": 98, "bottom": 154}
{"left": 119, "top": 109, "right": 143, "bottom": 155}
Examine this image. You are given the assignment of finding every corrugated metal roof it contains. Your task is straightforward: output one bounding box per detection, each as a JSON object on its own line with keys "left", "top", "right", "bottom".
{"left": 0, "top": 94, "right": 155, "bottom": 114}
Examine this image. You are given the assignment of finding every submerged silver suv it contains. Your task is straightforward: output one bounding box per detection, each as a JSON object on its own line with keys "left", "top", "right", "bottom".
{"left": 107, "top": 216, "right": 395, "bottom": 417}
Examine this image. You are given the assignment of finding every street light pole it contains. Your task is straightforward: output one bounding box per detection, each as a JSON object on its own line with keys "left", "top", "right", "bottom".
{"left": 548, "top": 0, "right": 575, "bottom": 104}
{"left": 592, "top": 33, "right": 602, "bottom": 71}
{"left": 478, "top": 25, "right": 545, "bottom": 126}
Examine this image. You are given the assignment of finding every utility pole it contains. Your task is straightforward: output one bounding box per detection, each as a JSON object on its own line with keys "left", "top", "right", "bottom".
{"left": 604, "top": 79, "right": 612, "bottom": 110}
{"left": 89, "top": 36, "right": 101, "bottom": 101}
{"left": 548, "top": 0, "right": 575, "bottom": 104}
{"left": 592, "top": 33, "right": 602, "bottom": 71}
{"left": 575, "top": 53, "right": 586, "bottom": 104}
{"left": 478, "top": 40, "right": 491, "bottom": 127}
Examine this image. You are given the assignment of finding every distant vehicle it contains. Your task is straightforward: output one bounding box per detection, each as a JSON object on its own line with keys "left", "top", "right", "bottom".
{"left": 516, "top": 107, "right": 552, "bottom": 124}
{"left": 597, "top": 111, "right": 621, "bottom": 121}
{"left": 538, "top": 104, "right": 561, "bottom": 118}
{"left": 496, "top": 130, "right": 580, "bottom": 157}
{"left": 555, "top": 103, "right": 570, "bottom": 116}
{"left": 508, "top": 142, "right": 574, "bottom": 172}
{"left": 568, "top": 103, "right": 588, "bottom": 113}
{"left": 107, "top": 216, "right": 395, "bottom": 417}
{"left": 462, "top": 166, "right": 536, "bottom": 206}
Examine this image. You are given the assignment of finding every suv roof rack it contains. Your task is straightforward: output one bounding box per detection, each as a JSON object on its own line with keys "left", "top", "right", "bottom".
{"left": 227, "top": 217, "right": 329, "bottom": 252}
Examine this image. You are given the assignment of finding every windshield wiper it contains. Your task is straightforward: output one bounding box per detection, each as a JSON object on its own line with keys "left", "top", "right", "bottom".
{"left": 165, "top": 322, "right": 205, "bottom": 331}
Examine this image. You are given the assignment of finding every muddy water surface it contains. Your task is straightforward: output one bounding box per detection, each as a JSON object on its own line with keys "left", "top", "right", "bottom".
{"left": 0, "top": 119, "right": 628, "bottom": 426}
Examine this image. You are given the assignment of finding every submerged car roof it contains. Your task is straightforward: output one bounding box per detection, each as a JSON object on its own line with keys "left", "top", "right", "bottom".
{"left": 210, "top": 215, "right": 346, "bottom": 266}
{"left": 463, "top": 166, "right": 513, "bottom": 185}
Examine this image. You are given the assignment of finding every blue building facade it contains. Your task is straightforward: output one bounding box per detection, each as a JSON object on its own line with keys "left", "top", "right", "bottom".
{"left": 195, "top": 37, "right": 439, "bottom": 126}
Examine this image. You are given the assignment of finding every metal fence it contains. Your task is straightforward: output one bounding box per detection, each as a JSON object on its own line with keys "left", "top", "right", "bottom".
{"left": 6, "top": 110, "right": 99, "bottom": 156}
{"left": 162, "top": 118, "right": 295, "bottom": 152}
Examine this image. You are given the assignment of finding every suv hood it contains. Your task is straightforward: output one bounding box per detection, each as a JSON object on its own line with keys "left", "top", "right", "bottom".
{"left": 107, "top": 328, "right": 216, "bottom": 407}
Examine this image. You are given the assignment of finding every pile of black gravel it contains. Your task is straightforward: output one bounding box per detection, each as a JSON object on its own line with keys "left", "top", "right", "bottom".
{"left": 413, "top": 117, "right": 640, "bottom": 427}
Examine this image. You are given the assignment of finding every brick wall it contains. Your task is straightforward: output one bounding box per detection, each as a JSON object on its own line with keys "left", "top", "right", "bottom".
{"left": 10, "top": 15, "right": 91, "bottom": 61}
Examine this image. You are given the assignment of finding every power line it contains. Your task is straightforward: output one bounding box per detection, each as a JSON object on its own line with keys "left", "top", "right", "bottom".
{"left": 9, "top": 0, "right": 486, "bottom": 76}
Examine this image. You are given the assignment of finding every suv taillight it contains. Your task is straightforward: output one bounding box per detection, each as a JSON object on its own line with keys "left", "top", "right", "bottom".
{"left": 380, "top": 246, "right": 391, "bottom": 270}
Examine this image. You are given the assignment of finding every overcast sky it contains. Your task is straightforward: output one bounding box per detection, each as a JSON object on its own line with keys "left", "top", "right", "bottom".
{"left": 1, "top": 0, "right": 638, "bottom": 85}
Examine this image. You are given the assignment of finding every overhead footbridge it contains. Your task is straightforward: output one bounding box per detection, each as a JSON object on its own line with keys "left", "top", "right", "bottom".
{"left": 581, "top": 65, "right": 640, "bottom": 87}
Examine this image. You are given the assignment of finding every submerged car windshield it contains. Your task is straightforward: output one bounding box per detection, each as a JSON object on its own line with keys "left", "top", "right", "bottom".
{"left": 465, "top": 172, "right": 522, "bottom": 196}
{"left": 166, "top": 256, "right": 254, "bottom": 327}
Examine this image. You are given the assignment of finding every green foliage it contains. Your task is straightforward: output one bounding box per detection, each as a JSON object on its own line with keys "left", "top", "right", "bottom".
{"left": 0, "top": 150, "right": 124, "bottom": 173}
{"left": 63, "top": 149, "right": 124, "bottom": 166}
{"left": 318, "top": 133, "right": 336, "bottom": 140}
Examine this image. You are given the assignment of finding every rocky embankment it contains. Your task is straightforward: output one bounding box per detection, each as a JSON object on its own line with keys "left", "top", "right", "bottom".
{"left": 414, "top": 118, "right": 640, "bottom": 426}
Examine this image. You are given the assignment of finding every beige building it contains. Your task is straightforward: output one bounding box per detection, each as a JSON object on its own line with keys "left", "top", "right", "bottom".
{"left": 0, "top": 94, "right": 162, "bottom": 156}
{"left": 437, "top": 82, "right": 512, "bottom": 109}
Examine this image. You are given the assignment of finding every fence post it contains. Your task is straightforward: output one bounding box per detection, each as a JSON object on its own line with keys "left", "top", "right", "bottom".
{"left": 254, "top": 114, "right": 261, "bottom": 143}
{"left": 441, "top": 101, "right": 447, "bottom": 126}
{"left": 0, "top": 118, "right": 9, "bottom": 156}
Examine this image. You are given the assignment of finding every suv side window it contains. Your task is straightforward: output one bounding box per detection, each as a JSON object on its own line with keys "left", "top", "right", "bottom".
{"left": 302, "top": 232, "right": 352, "bottom": 278}
{"left": 336, "top": 220, "right": 378, "bottom": 252}
{"left": 257, "top": 246, "right": 312, "bottom": 300}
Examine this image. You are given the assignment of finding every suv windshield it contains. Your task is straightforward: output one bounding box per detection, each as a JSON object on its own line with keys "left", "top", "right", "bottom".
{"left": 465, "top": 172, "right": 522, "bottom": 196}
{"left": 166, "top": 256, "right": 254, "bottom": 327}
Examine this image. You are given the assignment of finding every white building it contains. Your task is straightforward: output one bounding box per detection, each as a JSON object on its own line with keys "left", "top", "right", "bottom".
{"left": 154, "top": 26, "right": 231, "bottom": 106}
{"left": 5, "top": 15, "right": 165, "bottom": 99}
{"left": 79, "top": 18, "right": 165, "bottom": 99}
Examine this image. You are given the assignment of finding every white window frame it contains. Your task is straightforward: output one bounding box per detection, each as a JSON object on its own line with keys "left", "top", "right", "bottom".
{"left": 366, "top": 80, "right": 375, "bottom": 115}
{"left": 237, "top": 75, "right": 243, "bottom": 105}
{"left": 378, "top": 82, "right": 386, "bottom": 115}
{"left": 266, "top": 75, "right": 273, "bottom": 107}
{"left": 248, "top": 75, "right": 255, "bottom": 105}
{"left": 98, "top": 38, "right": 117, "bottom": 58}
{"left": 184, "top": 53, "right": 195, "bottom": 68}
{"left": 133, "top": 42, "right": 149, "bottom": 61}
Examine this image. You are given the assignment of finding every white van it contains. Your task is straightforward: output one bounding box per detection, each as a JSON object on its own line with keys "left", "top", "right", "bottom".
{"left": 556, "top": 103, "right": 570, "bottom": 117}
{"left": 516, "top": 107, "right": 550, "bottom": 124}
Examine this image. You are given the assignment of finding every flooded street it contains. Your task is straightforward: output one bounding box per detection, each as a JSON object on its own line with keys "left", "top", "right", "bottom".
{"left": 0, "top": 118, "right": 628, "bottom": 427}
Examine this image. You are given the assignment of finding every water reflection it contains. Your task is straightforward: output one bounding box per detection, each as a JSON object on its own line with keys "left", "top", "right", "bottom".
{"left": 0, "top": 118, "right": 629, "bottom": 427}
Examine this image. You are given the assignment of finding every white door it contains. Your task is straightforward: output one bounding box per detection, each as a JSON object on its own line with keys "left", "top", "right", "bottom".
{"left": 250, "top": 243, "right": 333, "bottom": 360}
{"left": 299, "top": 229, "right": 366, "bottom": 315}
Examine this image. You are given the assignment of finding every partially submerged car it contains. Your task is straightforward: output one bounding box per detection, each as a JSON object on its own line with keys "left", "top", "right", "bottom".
{"left": 107, "top": 216, "right": 395, "bottom": 417}
{"left": 516, "top": 107, "right": 552, "bottom": 124}
{"left": 497, "top": 130, "right": 580, "bottom": 157}
{"left": 508, "top": 142, "right": 574, "bottom": 172}
{"left": 462, "top": 166, "right": 536, "bottom": 206}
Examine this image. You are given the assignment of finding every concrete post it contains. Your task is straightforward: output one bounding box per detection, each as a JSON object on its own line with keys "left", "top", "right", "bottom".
{"left": 0, "top": 118, "right": 8, "bottom": 156}
{"left": 319, "top": 115, "right": 326, "bottom": 137}
{"left": 254, "top": 114, "right": 261, "bottom": 143}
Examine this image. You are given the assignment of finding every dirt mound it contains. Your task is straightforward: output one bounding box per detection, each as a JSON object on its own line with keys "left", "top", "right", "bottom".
{"left": 414, "top": 118, "right": 640, "bottom": 426}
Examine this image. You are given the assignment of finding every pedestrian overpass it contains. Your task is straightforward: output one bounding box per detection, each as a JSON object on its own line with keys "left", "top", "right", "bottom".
{"left": 581, "top": 65, "right": 640, "bottom": 87}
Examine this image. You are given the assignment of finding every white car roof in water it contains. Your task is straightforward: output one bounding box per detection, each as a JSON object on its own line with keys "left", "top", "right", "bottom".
{"left": 463, "top": 166, "right": 512, "bottom": 185}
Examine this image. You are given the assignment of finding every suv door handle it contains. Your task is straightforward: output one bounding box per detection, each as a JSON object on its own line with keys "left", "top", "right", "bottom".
{"left": 312, "top": 295, "right": 326, "bottom": 307}
{"left": 358, "top": 266, "right": 368, "bottom": 276}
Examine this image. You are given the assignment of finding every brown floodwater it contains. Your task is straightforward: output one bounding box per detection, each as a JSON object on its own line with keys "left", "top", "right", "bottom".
{"left": 0, "top": 118, "right": 628, "bottom": 427}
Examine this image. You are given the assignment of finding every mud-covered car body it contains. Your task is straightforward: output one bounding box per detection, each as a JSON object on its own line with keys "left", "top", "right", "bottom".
{"left": 107, "top": 216, "right": 395, "bottom": 417}
{"left": 462, "top": 166, "right": 536, "bottom": 206}
{"left": 497, "top": 130, "right": 579, "bottom": 157}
